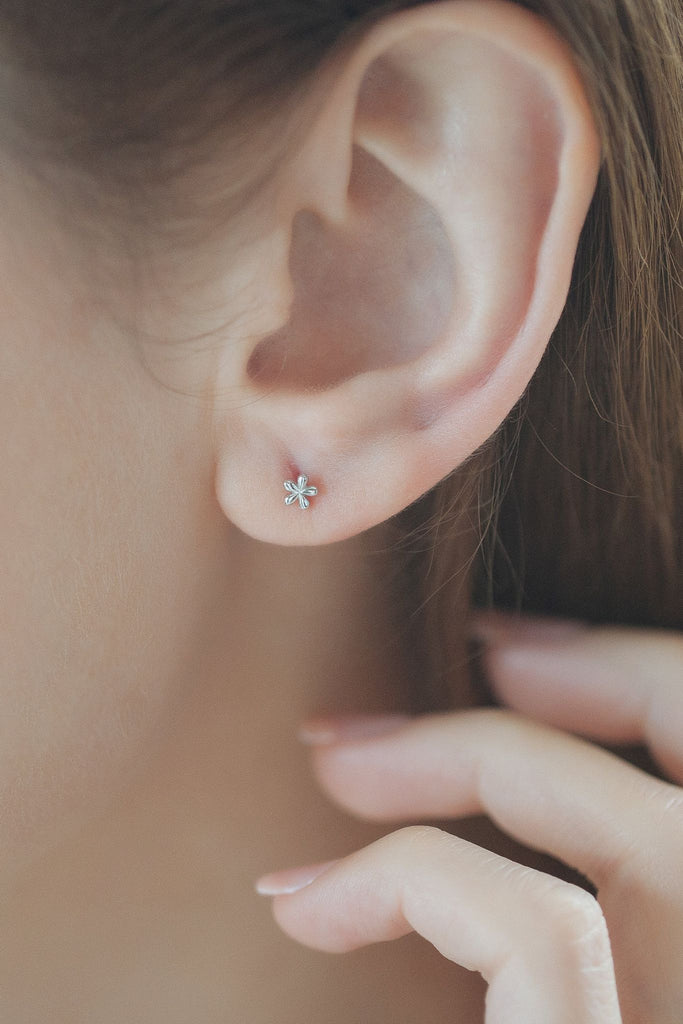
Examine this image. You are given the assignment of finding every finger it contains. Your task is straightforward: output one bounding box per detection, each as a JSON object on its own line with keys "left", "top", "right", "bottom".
{"left": 301, "top": 709, "right": 683, "bottom": 887}
{"left": 471, "top": 612, "right": 683, "bottom": 782}
{"left": 258, "top": 826, "right": 623, "bottom": 1024}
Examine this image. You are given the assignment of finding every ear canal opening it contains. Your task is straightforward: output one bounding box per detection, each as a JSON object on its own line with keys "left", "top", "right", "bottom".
{"left": 246, "top": 144, "right": 456, "bottom": 392}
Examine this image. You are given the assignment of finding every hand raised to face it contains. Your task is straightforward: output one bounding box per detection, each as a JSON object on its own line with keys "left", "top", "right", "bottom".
{"left": 258, "top": 616, "right": 683, "bottom": 1023}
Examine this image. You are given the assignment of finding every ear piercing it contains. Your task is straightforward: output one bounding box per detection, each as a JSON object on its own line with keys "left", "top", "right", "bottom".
{"left": 284, "top": 474, "right": 318, "bottom": 510}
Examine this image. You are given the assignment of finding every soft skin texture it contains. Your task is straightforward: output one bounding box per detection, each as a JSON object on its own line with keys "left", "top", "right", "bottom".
{"left": 1, "top": 2, "right": 679, "bottom": 1022}
{"left": 264, "top": 620, "right": 683, "bottom": 1023}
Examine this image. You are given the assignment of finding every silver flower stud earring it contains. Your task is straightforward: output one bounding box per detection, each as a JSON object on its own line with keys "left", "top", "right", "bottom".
{"left": 284, "top": 474, "right": 318, "bottom": 510}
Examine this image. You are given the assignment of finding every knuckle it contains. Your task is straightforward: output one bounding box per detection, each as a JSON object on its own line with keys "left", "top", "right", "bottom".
{"left": 644, "top": 781, "right": 683, "bottom": 838}
{"left": 507, "top": 876, "right": 616, "bottom": 1007}
{"left": 593, "top": 783, "right": 683, "bottom": 910}
{"left": 538, "top": 882, "right": 609, "bottom": 952}
{"left": 531, "top": 887, "right": 618, "bottom": 1017}
{"left": 384, "top": 824, "right": 484, "bottom": 870}
{"left": 642, "top": 782, "right": 683, "bottom": 872}
{"left": 468, "top": 706, "right": 524, "bottom": 731}
{"left": 593, "top": 781, "right": 683, "bottom": 891}
{"left": 388, "top": 823, "right": 445, "bottom": 851}
{"left": 386, "top": 821, "right": 448, "bottom": 861}
{"left": 655, "top": 783, "right": 683, "bottom": 823}
{"left": 634, "top": 779, "right": 683, "bottom": 848}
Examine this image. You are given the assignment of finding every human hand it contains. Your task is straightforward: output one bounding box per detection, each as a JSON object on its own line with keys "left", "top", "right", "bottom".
{"left": 256, "top": 614, "right": 683, "bottom": 1022}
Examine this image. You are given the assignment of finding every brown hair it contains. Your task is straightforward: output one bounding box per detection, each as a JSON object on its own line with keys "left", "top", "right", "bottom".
{"left": 412, "top": 0, "right": 682, "bottom": 700}
{"left": 1, "top": 0, "right": 680, "bottom": 697}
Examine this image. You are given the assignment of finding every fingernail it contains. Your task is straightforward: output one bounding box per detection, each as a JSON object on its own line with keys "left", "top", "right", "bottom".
{"left": 255, "top": 858, "right": 339, "bottom": 896}
{"left": 298, "top": 713, "right": 412, "bottom": 745}
{"left": 469, "top": 610, "right": 587, "bottom": 646}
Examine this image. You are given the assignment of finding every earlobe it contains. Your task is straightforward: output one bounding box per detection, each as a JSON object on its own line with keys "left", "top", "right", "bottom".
{"left": 214, "top": 0, "right": 600, "bottom": 546}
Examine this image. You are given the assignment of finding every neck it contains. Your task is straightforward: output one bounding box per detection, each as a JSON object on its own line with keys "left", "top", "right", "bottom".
{"left": 43, "top": 522, "right": 426, "bottom": 868}
{"left": 143, "top": 522, "right": 422, "bottom": 829}
{"left": 4, "top": 520, "right": 476, "bottom": 1021}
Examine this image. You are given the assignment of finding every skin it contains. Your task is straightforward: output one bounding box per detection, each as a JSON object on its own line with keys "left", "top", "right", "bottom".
{"left": 2, "top": 161, "right": 459, "bottom": 1021}
{"left": 0, "top": 2, "right": 680, "bottom": 1021}
{"left": 262, "top": 621, "right": 683, "bottom": 1022}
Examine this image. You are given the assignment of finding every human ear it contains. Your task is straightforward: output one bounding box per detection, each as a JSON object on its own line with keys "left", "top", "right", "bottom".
{"left": 213, "top": 0, "right": 601, "bottom": 545}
